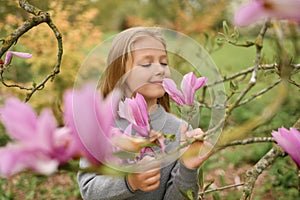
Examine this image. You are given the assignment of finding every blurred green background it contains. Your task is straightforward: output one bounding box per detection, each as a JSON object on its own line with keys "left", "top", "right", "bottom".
{"left": 0, "top": 0, "right": 299, "bottom": 199}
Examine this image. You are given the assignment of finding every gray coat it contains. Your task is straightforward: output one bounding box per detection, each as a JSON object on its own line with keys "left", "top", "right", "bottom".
{"left": 77, "top": 105, "right": 199, "bottom": 200}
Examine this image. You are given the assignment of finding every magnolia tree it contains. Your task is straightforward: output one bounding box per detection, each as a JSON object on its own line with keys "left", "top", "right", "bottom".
{"left": 0, "top": 0, "right": 300, "bottom": 200}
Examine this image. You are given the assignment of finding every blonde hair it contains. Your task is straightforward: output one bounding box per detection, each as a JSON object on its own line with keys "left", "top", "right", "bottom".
{"left": 100, "top": 27, "right": 170, "bottom": 112}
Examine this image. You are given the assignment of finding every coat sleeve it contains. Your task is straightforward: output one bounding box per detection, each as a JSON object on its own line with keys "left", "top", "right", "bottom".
{"left": 163, "top": 161, "right": 199, "bottom": 200}
{"left": 77, "top": 158, "right": 135, "bottom": 200}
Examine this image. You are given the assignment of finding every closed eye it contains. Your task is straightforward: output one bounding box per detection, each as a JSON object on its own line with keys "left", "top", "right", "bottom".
{"left": 140, "top": 63, "right": 151, "bottom": 67}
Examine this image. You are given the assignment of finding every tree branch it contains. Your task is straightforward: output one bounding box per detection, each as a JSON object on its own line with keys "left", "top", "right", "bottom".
{"left": 240, "top": 145, "right": 285, "bottom": 200}
{"left": 223, "top": 137, "right": 275, "bottom": 148}
{"left": 0, "top": 12, "right": 50, "bottom": 57}
{"left": 240, "top": 118, "right": 300, "bottom": 200}
{"left": 0, "top": 0, "right": 63, "bottom": 102}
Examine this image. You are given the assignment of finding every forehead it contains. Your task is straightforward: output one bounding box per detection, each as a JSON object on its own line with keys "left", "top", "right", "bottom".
{"left": 131, "top": 36, "right": 165, "bottom": 51}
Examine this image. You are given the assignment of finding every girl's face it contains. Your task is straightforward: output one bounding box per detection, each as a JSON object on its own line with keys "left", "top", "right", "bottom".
{"left": 124, "top": 36, "right": 171, "bottom": 102}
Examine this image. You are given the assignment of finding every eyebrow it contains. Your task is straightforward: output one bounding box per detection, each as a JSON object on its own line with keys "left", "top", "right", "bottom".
{"left": 139, "top": 54, "right": 167, "bottom": 60}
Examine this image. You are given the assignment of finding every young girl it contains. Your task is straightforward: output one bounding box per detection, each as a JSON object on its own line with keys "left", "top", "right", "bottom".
{"left": 77, "top": 27, "right": 208, "bottom": 200}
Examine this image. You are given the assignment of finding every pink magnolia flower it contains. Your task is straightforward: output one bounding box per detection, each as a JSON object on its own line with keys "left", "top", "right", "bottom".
{"left": 234, "top": 0, "right": 300, "bottom": 27}
{"left": 3, "top": 51, "right": 32, "bottom": 66}
{"left": 63, "top": 84, "right": 121, "bottom": 164}
{"left": 118, "top": 93, "right": 150, "bottom": 137}
{"left": 162, "top": 72, "right": 207, "bottom": 106}
{"left": 0, "top": 98, "right": 77, "bottom": 178}
{"left": 272, "top": 127, "right": 300, "bottom": 168}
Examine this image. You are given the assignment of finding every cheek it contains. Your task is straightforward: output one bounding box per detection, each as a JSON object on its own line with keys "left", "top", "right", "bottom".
{"left": 165, "top": 67, "right": 171, "bottom": 78}
{"left": 126, "top": 70, "right": 150, "bottom": 91}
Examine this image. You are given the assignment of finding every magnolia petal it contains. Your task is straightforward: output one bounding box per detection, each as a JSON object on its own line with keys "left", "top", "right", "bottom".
{"left": 118, "top": 100, "right": 135, "bottom": 124}
{"left": 194, "top": 77, "right": 207, "bottom": 90}
{"left": 63, "top": 85, "right": 118, "bottom": 164}
{"left": 162, "top": 78, "right": 185, "bottom": 106}
{"left": 181, "top": 73, "right": 207, "bottom": 106}
{"left": 234, "top": 0, "right": 267, "bottom": 27}
{"left": 29, "top": 156, "right": 59, "bottom": 175}
{"left": 272, "top": 127, "right": 300, "bottom": 168}
{"left": 0, "top": 145, "right": 26, "bottom": 178}
{"left": 111, "top": 134, "right": 151, "bottom": 153}
{"left": 4, "top": 51, "right": 32, "bottom": 65}
{"left": 234, "top": 0, "right": 300, "bottom": 27}
{"left": 52, "top": 127, "right": 78, "bottom": 162}
{"left": 123, "top": 124, "right": 133, "bottom": 136}
{"left": 266, "top": 0, "right": 300, "bottom": 20}
{"left": 133, "top": 93, "right": 149, "bottom": 128}
{"left": 181, "top": 72, "right": 196, "bottom": 106}
{"left": 0, "top": 98, "right": 37, "bottom": 141}
{"left": 72, "top": 86, "right": 110, "bottom": 163}
{"left": 63, "top": 90, "right": 94, "bottom": 162}
{"left": 0, "top": 145, "right": 58, "bottom": 178}
{"left": 97, "top": 89, "right": 122, "bottom": 138}
{"left": 34, "top": 109, "right": 58, "bottom": 152}
{"left": 132, "top": 124, "right": 150, "bottom": 137}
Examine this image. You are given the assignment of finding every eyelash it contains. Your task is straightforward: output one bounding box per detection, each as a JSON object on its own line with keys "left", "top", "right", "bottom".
{"left": 141, "top": 62, "right": 168, "bottom": 67}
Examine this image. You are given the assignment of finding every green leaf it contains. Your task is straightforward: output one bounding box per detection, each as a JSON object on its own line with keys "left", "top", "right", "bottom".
{"left": 186, "top": 190, "right": 195, "bottom": 200}
{"left": 233, "top": 26, "right": 240, "bottom": 39}
{"left": 212, "top": 192, "right": 221, "bottom": 200}
{"left": 164, "top": 133, "right": 176, "bottom": 141}
{"left": 222, "top": 21, "right": 229, "bottom": 36}
{"left": 229, "top": 80, "right": 238, "bottom": 91}
{"left": 198, "top": 167, "right": 204, "bottom": 189}
{"left": 179, "top": 189, "right": 194, "bottom": 200}
{"left": 203, "top": 180, "right": 214, "bottom": 192}
{"left": 32, "top": 81, "right": 37, "bottom": 88}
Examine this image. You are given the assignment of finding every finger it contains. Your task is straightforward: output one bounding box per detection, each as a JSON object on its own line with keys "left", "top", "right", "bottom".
{"left": 143, "top": 168, "right": 160, "bottom": 178}
{"left": 186, "top": 128, "right": 204, "bottom": 138}
{"left": 145, "top": 180, "right": 160, "bottom": 192}
{"left": 144, "top": 172, "right": 160, "bottom": 185}
{"left": 180, "top": 124, "right": 188, "bottom": 142}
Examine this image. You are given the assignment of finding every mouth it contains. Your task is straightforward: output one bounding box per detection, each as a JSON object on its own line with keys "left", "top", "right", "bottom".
{"left": 150, "top": 81, "right": 163, "bottom": 85}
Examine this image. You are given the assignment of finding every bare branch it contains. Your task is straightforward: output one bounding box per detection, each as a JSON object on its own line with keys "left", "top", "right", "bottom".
{"left": 206, "top": 64, "right": 278, "bottom": 87}
{"left": 237, "top": 79, "right": 281, "bottom": 107}
{"left": 199, "top": 183, "right": 244, "bottom": 195}
{"left": 0, "top": 1, "right": 63, "bottom": 102}
{"left": 240, "top": 118, "right": 300, "bottom": 200}
{"left": 224, "top": 137, "right": 275, "bottom": 148}
{"left": 240, "top": 145, "right": 285, "bottom": 200}
{"left": 0, "top": 12, "right": 50, "bottom": 57}
{"left": 19, "top": 0, "right": 42, "bottom": 16}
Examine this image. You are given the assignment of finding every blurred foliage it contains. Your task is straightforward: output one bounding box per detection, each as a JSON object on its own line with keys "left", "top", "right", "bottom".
{"left": 0, "top": 0, "right": 102, "bottom": 122}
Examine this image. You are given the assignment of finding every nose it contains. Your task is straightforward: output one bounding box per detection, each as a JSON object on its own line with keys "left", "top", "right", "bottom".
{"left": 154, "top": 63, "right": 166, "bottom": 76}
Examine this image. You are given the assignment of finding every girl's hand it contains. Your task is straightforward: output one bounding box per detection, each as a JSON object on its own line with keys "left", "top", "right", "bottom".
{"left": 127, "top": 156, "right": 161, "bottom": 192}
{"left": 180, "top": 126, "right": 213, "bottom": 169}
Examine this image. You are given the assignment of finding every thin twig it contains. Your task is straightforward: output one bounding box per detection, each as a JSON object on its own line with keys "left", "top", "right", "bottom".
{"left": 199, "top": 183, "right": 244, "bottom": 195}
{"left": 237, "top": 79, "right": 281, "bottom": 107}
{"left": 223, "top": 137, "right": 275, "bottom": 148}
{"left": 25, "top": 20, "right": 63, "bottom": 102}
{"left": 225, "top": 21, "right": 269, "bottom": 118}
{"left": 206, "top": 64, "right": 277, "bottom": 87}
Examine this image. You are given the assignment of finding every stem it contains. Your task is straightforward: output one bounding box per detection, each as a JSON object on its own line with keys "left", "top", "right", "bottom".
{"left": 199, "top": 183, "right": 244, "bottom": 195}
{"left": 237, "top": 80, "right": 281, "bottom": 107}
{"left": 206, "top": 64, "right": 277, "bottom": 87}
{"left": 223, "top": 137, "right": 275, "bottom": 148}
